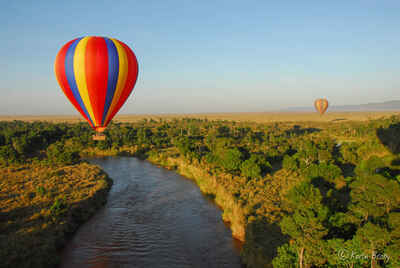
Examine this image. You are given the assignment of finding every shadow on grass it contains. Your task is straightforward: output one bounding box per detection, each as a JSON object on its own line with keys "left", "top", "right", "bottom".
{"left": 331, "top": 118, "right": 347, "bottom": 122}
{"left": 285, "top": 125, "right": 321, "bottom": 136}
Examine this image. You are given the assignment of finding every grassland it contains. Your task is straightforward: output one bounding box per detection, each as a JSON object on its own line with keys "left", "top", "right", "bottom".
{"left": 0, "top": 162, "right": 112, "bottom": 268}
{"left": 0, "top": 110, "right": 399, "bottom": 124}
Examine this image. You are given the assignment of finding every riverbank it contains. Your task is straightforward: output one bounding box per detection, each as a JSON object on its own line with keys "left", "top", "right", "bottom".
{"left": 0, "top": 162, "right": 113, "bottom": 268}
{"left": 146, "top": 150, "right": 290, "bottom": 267}
{"left": 147, "top": 153, "right": 247, "bottom": 240}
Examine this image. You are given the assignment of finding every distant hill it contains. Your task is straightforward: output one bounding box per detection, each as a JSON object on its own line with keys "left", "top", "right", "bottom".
{"left": 285, "top": 100, "right": 400, "bottom": 112}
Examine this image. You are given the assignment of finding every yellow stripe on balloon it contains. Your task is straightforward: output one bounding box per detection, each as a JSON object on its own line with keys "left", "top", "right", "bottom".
{"left": 73, "top": 37, "right": 97, "bottom": 126}
{"left": 104, "top": 38, "right": 128, "bottom": 123}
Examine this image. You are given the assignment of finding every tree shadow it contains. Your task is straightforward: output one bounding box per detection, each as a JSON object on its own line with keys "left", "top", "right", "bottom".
{"left": 331, "top": 118, "right": 347, "bottom": 122}
{"left": 285, "top": 125, "right": 321, "bottom": 136}
{"left": 310, "top": 177, "right": 355, "bottom": 239}
{"left": 391, "top": 158, "right": 400, "bottom": 166}
{"left": 241, "top": 217, "right": 289, "bottom": 268}
{"left": 332, "top": 142, "right": 356, "bottom": 177}
{"left": 338, "top": 163, "right": 356, "bottom": 177}
{"left": 376, "top": 122, "right": 400, "bottom": 154}
{"left": 266, "top": 155, "right": 283, "bottom": 176}
{"left": 0, "top": 205, "right": 43, "bottom": 235}
{"left": 310, "top": 177, "right": 351, "bottom": 210}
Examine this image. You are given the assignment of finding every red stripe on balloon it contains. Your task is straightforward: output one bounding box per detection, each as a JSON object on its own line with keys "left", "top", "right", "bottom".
{"left": 85, "top": 37, "right": 109, "bottom": 126}
{"left": 105, "top": 40, "right": 139, "bottom": 126}
{"left": 55, "top": 39, "right": 94, "bottom": 128}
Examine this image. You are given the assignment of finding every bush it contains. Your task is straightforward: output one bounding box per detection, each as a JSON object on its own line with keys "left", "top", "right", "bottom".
{"left": 0, "top": 145, "right": 19, "bottom": 164}
{"left": 340, "top": 142, "right": 360, "bottom": 165}
{"left": 218, "top": 148, "right": 244, "bottom": 172}
{"left": 46, "top": 142, "right": 80, "bottom": 165}
{"left": 36, "top": 186, "right": 46, "bottom": 197}
{"left": 282, "top": 155, "right": 298, "bottom": 171}
{"left": 241, "top": 158, "right": 262, "bottom": 178}
{"left": 50, "top": 197, "right": 67, "bottom": 216}
{"left": 355, "top": 155, "right": 385, "bottom": 175}
{"left": 272, "top": 243, "right": 298, "bottom": 268}
{"left": 304, "top": 163, "right": 342, "bottom": 182}
{"left": 0, "top": 134, "right": 5, "bottom": 146}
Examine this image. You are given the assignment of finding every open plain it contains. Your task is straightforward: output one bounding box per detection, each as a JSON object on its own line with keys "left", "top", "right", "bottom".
{"left": 1, "top": 111, "right": 399, "bottom": 124}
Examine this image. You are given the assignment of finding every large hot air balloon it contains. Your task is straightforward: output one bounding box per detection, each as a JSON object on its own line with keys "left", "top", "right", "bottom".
{"left": 314, "top": 98, "right": 329, "bottom": 115}
{"left": 55, "top": 36, "right": 139, "bottom": 140}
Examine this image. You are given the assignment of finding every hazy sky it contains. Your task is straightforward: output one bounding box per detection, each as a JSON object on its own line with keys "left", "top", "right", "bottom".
{"left": 1, "top": 0, "right": 399, "bottom": 115}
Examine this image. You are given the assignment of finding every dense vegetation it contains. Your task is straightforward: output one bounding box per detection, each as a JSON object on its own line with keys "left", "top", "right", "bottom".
{"left": 1, "top": 115, "right": 400, "bottom": 267}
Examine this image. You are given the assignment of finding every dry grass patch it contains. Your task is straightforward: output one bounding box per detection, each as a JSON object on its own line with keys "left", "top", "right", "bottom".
{"left": 0, "top": 162, "right": 112, "bottom": 268}
{"left": 1, "top": 111, "right": 398, "bottom": 124}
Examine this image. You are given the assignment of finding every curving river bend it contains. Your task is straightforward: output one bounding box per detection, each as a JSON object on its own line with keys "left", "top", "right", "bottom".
{"left": 60, "top": 157, "right": 243, "bottom": 268}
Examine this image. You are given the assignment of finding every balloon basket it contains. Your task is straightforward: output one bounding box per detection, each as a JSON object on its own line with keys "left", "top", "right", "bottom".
{"left": 93, "top": 133, "right": 106, "bottom": 141}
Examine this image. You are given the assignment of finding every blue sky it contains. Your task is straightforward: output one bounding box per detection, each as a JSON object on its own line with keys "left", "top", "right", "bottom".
{"left": 1, "top": 0, "right": 399, "bottom": 114}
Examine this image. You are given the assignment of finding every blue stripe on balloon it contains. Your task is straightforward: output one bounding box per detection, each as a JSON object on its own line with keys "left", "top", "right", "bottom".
{"left": 101, "top": 37, "right": 120, "bottom": 125}
{"left": 64, "top": 37, "right": 95, "bottom": 127}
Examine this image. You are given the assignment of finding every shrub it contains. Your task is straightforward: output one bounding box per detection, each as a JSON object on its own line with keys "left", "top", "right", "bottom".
{"left": 282, "top": 155, "right": 298, "bottom": 171}
{"left": 46, "top": 142, "right": 80, "bottom": 165}
{"left": 50, "top": 197, "right": 67, "bottom": 217}
{"left": 355, "top": 155, "right": 385, "bottom": 176}
{"left": 218, "top": 148, "right": 243, "bottom": 172}
{"left": 0, "top": 145, "right": 19, "bottom": 164}
{"left": 241, "top": 158, "right": 262, "bottom": 178}
{"left": 304, "top": 163, "right": 342, "bottom": 182}
{"left": 36, "top": 186, "right": 46, "bottom": 197}
{"left": 272, "top": 243, "right": 298, "bottom": 268}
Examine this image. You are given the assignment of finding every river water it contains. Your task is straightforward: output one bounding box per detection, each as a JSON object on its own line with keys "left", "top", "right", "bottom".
{"left": 59, "top": 157, "right": 243, "bottom": 268}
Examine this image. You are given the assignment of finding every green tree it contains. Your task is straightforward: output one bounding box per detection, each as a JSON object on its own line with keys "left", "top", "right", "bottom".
{"left": 279, "top": 182, "right": 330, "bottom": 267}
{"left": 340, "top": 142, "right": 360, "bottom": 165}
{"left": 0, "top": 145, "right": 18, "bottom": 164}
{"left": 216, "top": 126, "right": 230, "bottom": 137}
{"left": 385, "top": 212, "right": 400, "bottom": 268}
{"left": 240, "top": 157, "right": 262, "bottom": 178}
{"left": 0, "top": 134, "right": 5, "bottom": 146}
{"left": 282, "top": 155, "right": 299, "bottom": 171}
{"left": 354, "top": 222, "right": 390, "bottom": 268}
{"left": 355, "top": 155, "right": 386, "bottom": 176}
{"left": 217, "top": 148, "right": 243, "bottom": 172}
{"left": 272, "top": 243, "right": 298, "bottom": 268}
{"left": 46, "top": 142, "right": 80, "bottom": 165}
{"left": 348, "top": 174, "right": 400, "bottom": 224}
{"left": 304, "top": 163, "right": 343, "bottom": 184}
{"left": 295, "top": 140, "right": 319, "bottom": 167}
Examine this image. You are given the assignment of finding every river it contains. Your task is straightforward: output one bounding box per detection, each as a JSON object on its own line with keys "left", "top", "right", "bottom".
{"left": 59, "top": 157, "right": 243, "bottom": 268}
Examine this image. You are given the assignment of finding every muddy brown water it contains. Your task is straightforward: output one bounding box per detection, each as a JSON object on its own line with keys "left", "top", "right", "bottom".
{"left": 59, "top": 157, "right": 243, "bottom": 268}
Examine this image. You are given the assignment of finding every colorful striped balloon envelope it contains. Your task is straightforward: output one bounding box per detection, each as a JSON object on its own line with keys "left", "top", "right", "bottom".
{"left": 55, "top": 36, "right": 139, "bottom": 133}
{"left": 314, "top": 98, "right": 329, "bottom": 115}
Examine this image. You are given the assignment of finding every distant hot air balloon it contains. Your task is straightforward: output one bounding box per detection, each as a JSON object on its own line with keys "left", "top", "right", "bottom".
{"left": 55, "top": 36, "right": 139, "bottom": 140}
{"left": 314, "top": 98, "right": 329, "bottom": 115}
